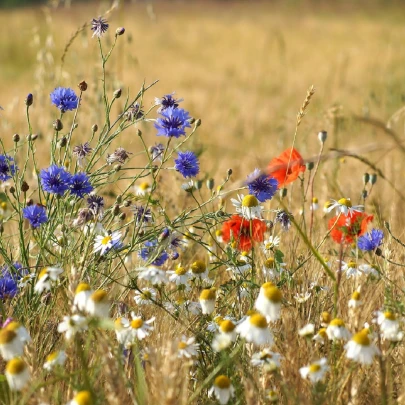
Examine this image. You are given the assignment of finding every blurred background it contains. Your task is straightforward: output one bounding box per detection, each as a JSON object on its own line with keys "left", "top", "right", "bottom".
{"left": 1, "top": 0, "right": 405, "bottom": 222}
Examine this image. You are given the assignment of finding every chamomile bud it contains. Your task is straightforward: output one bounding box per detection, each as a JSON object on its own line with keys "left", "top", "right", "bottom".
{"left": 0, "top": 329, "right": 24, "bottom": 360}
{"left": 86, "top": 290, "right": 110, "bottom": 318}
{"left": 254, "top": 283, "right": 282, "bottom": 322}
{"left": 5, "top": 358, "right": 30, "bottom": 391}
{"left": 209, "top": 375, "right": 235, "bottom": 405}
{"left": 199, "top": 288, "right": 216, "bottom": 315}
{"left": 318, "top": 130, "right": 327, "bottom": 143}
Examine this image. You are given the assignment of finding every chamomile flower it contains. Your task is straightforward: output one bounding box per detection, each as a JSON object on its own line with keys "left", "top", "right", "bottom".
{"left": 124, "top": 313, "right": 155, "bottom": 342}
{"left": 345, "top": 329, "right": 380, "bottom": 365}
{"left": 114, "top": 317, "right": 130, "bottom": 345}
{"left": 199, "top": 288, "right": 216, "bottom": 315}
{"left": 359, "top": 264, "right": 380, "bottom": 278}
{"left": 34, "top": 266, "right": 63, "bottom": 293}
{"left": 57, "top": 315, "right": 88, "bottom": 340}
{"left": 167, "top": 264, "right": 190, "bottom": 286}
{"left": 93, "top": 231, "right": 122, "bottom": 255}
{"left": 4, "top": 322, "right": 31, "bottom": 344}
{"left": 73, "top": 283, "right": 92, "bottom": 312}
{"left": 294, "top": 291, "right": 312, "bottom": 303}
{"left": 375, "top": 311, "right": 403, "bottom": 340}
{"left": 323, "top": 200, "right": 333, "bottom": 213}
{"left": 135, "top": 181, "right": 151, "bottom": 196}
{"left": 339, "top": 260, "right": 362, "bottom": 279}
{"left": 298, "top": 323, "right": 315, "bottom": 337}
{"left": 67, "top": 390, "right": 93, "bottom": 405}
{"left": 251, "top": 348, "right": 282, "bottom": 370}
{"left": 262, "top": 235, "right": 281, "bottom": 252}
{"left": 212, "top": 319, "right": 237, "bottom": 351}
{"left": 231, "top": 194, "right": 263, "bottom": 220}
{"left": 0, "top": 329, "right": 24, "bottom": 360}
{"left": 326, "top": 318, "right": 351, "bottom": 341}
{"left": 5, "top": 358, "right": 30, "bottom": 391}
{"left": 320, "top": 311, "right": 332, "bottom": 327}
{"left": 177, "top": 336, "right": 199, "bottom": 358}
{"left": 209, "top": 375, "right": 235, "bottom": 405}
{"left": 348, "top": 289, "right": 362, "bottom": 309}
{"left": 236, "top": 312, "right": 274, "bottom": 345}
{"left": 313, "top": 328, "right": 328, "bottom": 345}
{"left": 226, "top": 260, "right": 252, "bottom": 277}
{"left": 326, "top": 198, "right": 363, "bottom": 217}
{"left": 184, "top": 300, "right": 202, "bottom": 315}
{"left": 212, "top": 333, "right": 233, "bottom": 352}
{"left": 138, "top": 266, "right": 168, "bottom": 285}
{"left": 86, "top": 290, "right": 110, "bottom": 318}
{"left": 254, "top": 283, "right": 282, "bottom": 322}
{"left": 299, "top": 358, "right": 329, "bottom": 383}
{"left": 262, "top": 257, "right": 286, "bottom": 280}
{"left": 310, "top": 197, "right": 319, "bottom": 211}
{"left": 44, "top": 350, "right": 66, "bottom": 371}
{"left": 189, "top": 260, "right": 208, "bottom": 280}
{"left": 134, "top": 288, "right": 157, "bottom": 305}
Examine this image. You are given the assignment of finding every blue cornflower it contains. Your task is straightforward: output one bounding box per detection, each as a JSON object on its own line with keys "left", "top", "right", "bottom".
{"left": 132, "top": 205, "right": 152, "bottom": 224}
{"left": 174, "top": 151, "right": 200, "bottom": 178}
{"left": 23, "top": 205, "right": 48, "bottom": 228}
{"left": 139, "top": 240, "right": 169, "bottom": 266}
{"left": 155, "top": 93, "right": 183, "bottom": 112}
{"left": 40, "top": 165, "right": 72, "bottom": 195}
{"left": 0, "top": 154, "right": 17, "bottom": 182}
{"left": 358, "top": 229, "right": 384, "bottom": 251}
{"left": 246, "top": 169, "right": 278, "bottom": 202}
{"left": 1, "top": 262, "right": 26, "bottom": 279}
{"left": 0, "top": 276, "right": 18, "bottom": 299}
{"left": 91, "top": 17, "right": 109, "bottom": 38}
{"left": 70, "top": 172, "right": 93, "bottom": 198}
{"left": 50, "top": 87, "right": 79, "bottom": 112}
{"left": 155, "top": 107, "right": 191, "bottom": 138}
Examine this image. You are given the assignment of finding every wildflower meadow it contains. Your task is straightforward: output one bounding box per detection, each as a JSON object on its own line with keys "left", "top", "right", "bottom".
{"left": 1, "top": 1, "right": 405, "bottom": 404}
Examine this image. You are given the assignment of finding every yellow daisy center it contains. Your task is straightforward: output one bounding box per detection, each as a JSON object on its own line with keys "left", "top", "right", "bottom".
{"left": 90, "top": 290, "right": 108, "bottom": 303}
{"left": 178, "top": 341, "right": 188, "bottom": 350}
{"left": 264, "top": 258, "right": 275, "bottom": 268}
{"left": 318, "top": 328, "right": 327, "bottom": 338}
{"left": 263, "top": 286, "right": 282, "bottom": 303}
{"left": 215, "top": 230, "right": 223, "bottom": 237}
{"left": 5, "top": 322, "right": 21, "bottom": 332}
{"left": 6, "top": 358, "right": 25, "bottom": 375}
{"left": 214, "top": 316, "right": 224, "bottom": 325}
{"left": 312, "top": 197, "right": 318, "bottom": 203}
{"left": 175, "top": 266, "right": 187, "bottom": 276}
{"left": 1, "top": 202, "right": 7, "bottom": 210}
{"left": 214, "top": 375, "right": 231, "bottom": 389}
{"left": 101, "top": 235, "right": 112, "bottom": 245}
{"left": 38, "top": 268, "right": 48, "bottom": 279}
{"left": 347, "top": 261, "right": 357, "bottom": 268}
{"left": 352, "top": 329, "right": 370, "bottom": 346}
{"left": 338, "top": 198, "right": 352, "bottom": 207}
{"left": 200, "top": 288, "right": 216, "bottom": 301}
{"left": 351, "top": 291, "right": 361, "bottom": 300}
{"left": 260, "top": 352, "right": 273, "bottom": 361}
{"left": 262, "top": 281, "right": 275, "bottom": 289}
{"left": 141, "top": 291, "right": 152, "bottom": 300}
{"left": 242, "top": 195, "right": 259, "bottom": 208}
{"left": 191, "top": 260, "right": 206, "bottom": 274}
{"left": 74, "top": 391, "right": 93, "bottom": 405}
{"left": 329, "top": 318, "right": 345, "bottom": 327}
{"left": 324, "top": 201, "right": 333, "bottom": 209}
{"left": 249, "top": 313, "right": 268, "bottom": 329}
{"left": 131, "top": 319, "right": 143, "bottom": 329}
{"left": 321, "top": 311, "right": 331, "bottom": 324}
{"left": 220, "top": 320, "right": 236, "bottom": 333}
{"left": 309, "top": 363, "right": 321, "bottom": 373}
{"left": 114, "top": 318, "right": 124, "bottom": 330}
{"left": 139, "top": 182, "right": 150, "bottom": 191}
{"left": 76, "top": 283, "right": 91, "bottom": 294}
{"left": 0, "top": 329, "right": 17, "bottom": 344}
{"left": 384, "top": 311, "right": 396, "bottom": 321}
{"left": 46, "top": 351, "right": 59, "bottom": 362}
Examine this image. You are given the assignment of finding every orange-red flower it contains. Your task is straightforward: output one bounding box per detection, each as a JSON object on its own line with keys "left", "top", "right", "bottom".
{"left": 328, "top": 211, "right": 373, "bottom": 244}
{"left": 267, "top": 147, "right": 306, "bottom": 188}
{"left": 222, "top": 215, "right": 266, "bottom": 251}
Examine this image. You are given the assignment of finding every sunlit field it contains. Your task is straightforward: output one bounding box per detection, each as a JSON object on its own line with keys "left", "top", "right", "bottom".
{"left": 0, "top": 1, "right": 405, "bottom": 404}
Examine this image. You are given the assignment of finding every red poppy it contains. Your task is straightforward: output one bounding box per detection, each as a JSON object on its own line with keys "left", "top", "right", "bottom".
{"left": 328, "top": 211, "right": 373, "bottom": 244}
{"left": 267, "top": 147, "right": 306, "bottom": 188}
{"left": 222, "top": 215, "right": 266, "bottom": 251}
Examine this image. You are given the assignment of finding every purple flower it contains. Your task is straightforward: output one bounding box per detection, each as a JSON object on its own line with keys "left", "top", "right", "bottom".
{"left": 149, "top": 143, "right": 165, "bottom": 162}
{"left": 155, "top": 107, "right": 191, "bottom": 138}
{"left": 155, "top": 93, "right": 183, "bottom": 112}
{"left": 174, "top": 151, "right": 199, "bottom": 178}
{"left": 91, "top": 17, "right": 109, "bottom": 38}
{"left": 40, "top": 165, "right": 72, "bottom": 195}
{"left": 247, "top": 169, "right": 278, "bottom": 202}
{"left": 139, "top": 240, "right": 168, "bottom": 266}
{"left": 23, "top": 205, "right": 48, "bottom": 228}
{"left": 0, "top": 277, "right": 18, "bottom": 299}
{"left": 87, "top": 195, "right": 104, "bottom": 217}
{"left": 0, "top": 154, "right": 17, "bottom": 182}
{"left": 70, "top": 172, "right": 93, "bottom": 198}
{"left": 358, "top": 229, "right": 383, "bottom": 251}
{"left": 50, "top": 87, "right": 78, "bottom": 112}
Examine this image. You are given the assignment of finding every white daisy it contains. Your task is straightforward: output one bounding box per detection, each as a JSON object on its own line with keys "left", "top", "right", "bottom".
{"left": 299, "top": 358, "right": 329, "bottom": 383}
{"left": 73, "top": 283, "right": 93, "bottom": 312}
{"left": 135, "top": 181, "right": 151, "bottom": 196}
{"left": 326, "top": 318, "right": 351, "bottom": 341}
{"left": 236, "top": 312, "right": 274, "bottom": 345}
{"left": 0, "top": 329, "right": 24, "bottom": 360}
{"left": 177, "top": 336, "right": 199, "bottom": 358}
{"left": 294, "top": 291, "right": 312, "bottom": 303}
{"left": 199, "top": 288, "right": 216, "bottom": 315}
{"left": 93, "top": 231, "right": 121, "bottom": 255}
{"left": 348, "top": 289, "right": 362, "bottom": 309}
{"left": 262, "top": 257, "right": 286, "bottom": 280}
{"left": 326, "top": 198, "right": 363, "bottom": 217}
{"left": 374, "top": 311, "right": 403, "bottom": 341}
{"left": 310, "top": 197, "right": 319, "bottom": 211}
{"left": 188, "top": 260, "right": 208, "bottom": 280}
{"left": 85, "top": 290, "right": 110, "bottom": 318}
{"left": 298, "top": 323, "right": 315, "bottom": 337}
{"left": 67, "top": 391, "right": 93, "bottom": 405}
{"left": 262, "top": 235, "right": 281, "bottom": 252}
{"left": 167, "top": 264, "right": 190, "bottom": 286}
{"left": 4, "top": 322, "right": 31, "bottom": 344}
{"left": 114, "top": 317, "right": 130, "bottom": 345}
{"left": 57, "top": 315, "right": 88, "bottom": 340}
{"left": 134, "top": 288, "right": 157, "bottom": 305}
{"left": 123, "top": 313, "right": 155, "bottom": 343}
{"left": 34, "top": 266, "right": 63, "bottom": 293}
{"left": 254, "top": 283, "right": 282, "bottom": 322}
{"left": 359, "top": 263, "right": 380, "bottom": 278}
{"left": 251, "top": 348, "right": 282, "bottom": 370}
{"left": 231, "top": 194, "right": 263, "bottom": 220}
{"left": 345, "top": 329, "right": 380, "bottom": 365}
{"left": 138, "top": 266, "right": 168, "bottom": 285}
{"left": 44, "top": 350, "right": 66, "bottom": 371}
{"left": 313, "top": 328, "right": 328, "bottom": 345}
{"left": 339, "top": 260, "right": 362, "bottom": 279}
{"left": 5, "top": 358, "right": 30, "bottom": 391}
{"left": 209, "top": 375, "right": 235, "bottom": 405}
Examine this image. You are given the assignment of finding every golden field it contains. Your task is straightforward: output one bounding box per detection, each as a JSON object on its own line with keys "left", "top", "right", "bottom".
{"left": 0, "top": 1, "right": 405, "bottom": 404}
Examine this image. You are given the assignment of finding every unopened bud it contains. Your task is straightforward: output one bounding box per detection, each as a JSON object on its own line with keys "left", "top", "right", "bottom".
{"left": 59, "top": 137, "right": 67, "bottom": 148}
{"left": 78, "top": 81, "right": 88, "bottom": 92}
{"left": 195, "top": 118, "right": 201, "bottom": 127}
{"left": 116, "top": 195, "right": 122, "bottom": 204}
{"left": 362, "top": 190, "right": 368, "bottom": 199}
{"left": 26, "top": 198, "right": 33, "bottom": 206}
{"left": 25, "top": 93, "right": 33, "bottom": 106}
{"left": 363, "top": 173, "right": 370, "bottom": 185}
{"left": 13, "top": 134, "right": 20, "bottom": 143}
{"left": 116, "top": 27, "right": 125, "bottom": 36}
{"left": 114, "top": 164, "right": 121, "bottom": 172}
{"left": 306, "top": 162, "right": 314, "bottom": 170}
{"left": 113, "top": 205, "right": 120, "bottom": 216}
{"left": 227, "top": 168, "right": 233, "bottom": 177}
{"left": 375, "top": 247, "right": 383, "bottom": 257}
{"left": 9, "top": 187, "right": 15, "bottom": 194}
{"left": 215, "top": 210, "right": 225, "bottom": 217}
{"left": 119, "top": 212, "right": 126, "bottom": 221}
{"left": 21, "top": 181, "right": 29, "bottom": 192}
{"left": 92, "top": 124, "right": 98, "bottom": 133}
{"left": 53, "top": 119, "right": 63, "bottom": 131}
{"left": 123, "top": 200, "right": 131, "bottom": 207}
{"left": 207, "top": 178, "right": 214, "bottom": 190}
{"left": 73, "top": 123, "right": 78, "bottom": 129}
{"left": 136, "top": 129, "right": 142, "bottom": 137}
{"left": 0, "top": 223, "right": 4, "bottom": 234}
{"left": 280, "top": 187, "right": 287, "bottom": 198}
{"left": 170, "top": 251, "right": 179, "bottom": 260}
{"left": 195, "top": 180, "right": 203, "bottom": 190}
{"left": 370, "top": 174, "right": 377, "bottom": 185}
{"left": 113, "top": 88, "right": 122, "bottom": 99}
{"left": 189, "top": 117, "right": 195, "bottom": 125}
{"left": 318, "top": 130, "right": 327, "bottom": 143}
